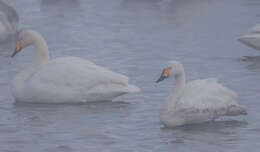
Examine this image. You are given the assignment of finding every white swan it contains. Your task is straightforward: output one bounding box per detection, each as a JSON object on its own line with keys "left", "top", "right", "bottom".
{"left": 248, "top": 24, "right": 260, "bottom": 34}
{"left": 11, "top": 30, "right": 139, "bottom": 103}
{"left": 156, "top": 61, "right": 247, "bottom": 127}
{"left": 0, "top": 0, "right": 18, "bottom": 43}
{"left": 238, "top": 24, "right": 260, "bottom": 51}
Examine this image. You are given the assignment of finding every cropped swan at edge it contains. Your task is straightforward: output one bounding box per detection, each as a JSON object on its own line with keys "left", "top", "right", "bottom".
{"left": 11, "top": 30, "right": 140, "bottom": 103}
{"left": 156, "top": 61, "right": 247, "bottom": 127}
{"left": 238, "top": 24, "right": 260, "bottom": 51}
{"left": 0, "top": 0, "right": 19, "bottom": 43}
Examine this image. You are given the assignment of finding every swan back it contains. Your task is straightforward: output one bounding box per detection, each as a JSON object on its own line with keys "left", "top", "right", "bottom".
{"left": 238, "top": 24, "right": 260, "bottom": 51}
{"left": 15, "top": 57, "right": 136, "bottom": 103}
{"left": 248, "top": 24, "right": 260, "bottom": 34}
{"left": 177, "top": 78, "right": 238, "bottom": 110}
{"left": 238, "top": 34, "right": 260, "bottom": 51}
{"left": 161, "top": 78, "right": 245, "bottom": 127}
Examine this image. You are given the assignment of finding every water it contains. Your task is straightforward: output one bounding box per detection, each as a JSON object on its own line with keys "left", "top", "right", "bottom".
{"left": 1, "top": 0, "right": 260, "bottom": 151}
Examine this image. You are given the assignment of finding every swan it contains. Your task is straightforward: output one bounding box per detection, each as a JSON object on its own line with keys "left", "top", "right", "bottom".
{"left": 248, "top": 24, "right": 260, "bottom": 34}
{"left": 11, "top": 30, "right": 140, "bottom": 103}
{"left": 238, "top": 24, "right": 260, "bottom": 51}
{"left": 0, "top": 0, "right": 18, "bottom": 43}
{"left": 156, "top": 61, "right": 247, "bottom": 127}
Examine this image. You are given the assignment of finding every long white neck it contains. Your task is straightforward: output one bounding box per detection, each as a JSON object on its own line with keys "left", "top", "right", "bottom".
{"left": 173, "top": 72, "right": 186, "bottom": 99}
{"left": 33, "top": 35, "right": 50, "bottom": 66}
{"left": 12, "top": 34, "right": 50, "bottom": 93}
{"left": 166, "top": 68, "right": 186, "bottom": 111}
{"left": 160, "top": 63, "right": 186, "bottom": 126}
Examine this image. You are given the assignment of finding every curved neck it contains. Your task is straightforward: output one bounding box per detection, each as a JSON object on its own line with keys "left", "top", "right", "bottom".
{"left": 14, "top": 34, "right": 50, "bottom": 87}
{"left": 32, "top": 36, "right": 50, "bottom": 66}
{"left": 12, "top": 32, "right": 50, "bottom": 98}
{"left": 165, "top": 68, "right": 186, "bottom": 111}
{"left": 173, "top": 71, "right": 186, "bottom": 99}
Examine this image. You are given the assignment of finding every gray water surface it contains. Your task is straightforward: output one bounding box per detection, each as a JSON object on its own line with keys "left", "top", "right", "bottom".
{"left": 1, "top": 0, "right": 260, "bottom": 151}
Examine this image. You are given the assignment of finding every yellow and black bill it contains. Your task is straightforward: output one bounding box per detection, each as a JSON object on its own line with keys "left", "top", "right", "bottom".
{"left": 156, "top": 67, "right": 170, "bottom": 83}
{"left": 12, "top": 40, "right": 22, "bottom": 57}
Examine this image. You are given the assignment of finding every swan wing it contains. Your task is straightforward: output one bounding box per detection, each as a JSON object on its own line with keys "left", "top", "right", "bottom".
{"left": 176, "top": 78, "right": 242, "bottom": 113}
{"left": 25, "top": 57, "right": 138, "bottom": 102}
{"left": 238, "top": 33, "right": 260, "bottom": 51}
{"left": 248, "top": 24, "right": 260, "bottom": 34}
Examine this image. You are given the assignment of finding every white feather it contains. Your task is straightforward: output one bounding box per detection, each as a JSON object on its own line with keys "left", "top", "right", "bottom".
{"left": 238, "top": 23, "right": 260, "bottom": 51}
{"left": 159, "top": 61, "right": 247, "bottom": 127}
{"left": 11, "top": 30, "right": 139, "bottom": 103}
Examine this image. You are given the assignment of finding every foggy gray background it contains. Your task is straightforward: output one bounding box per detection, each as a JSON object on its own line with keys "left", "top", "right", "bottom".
{"left": 0, "top": 0, "right": 260, "bottom": 151}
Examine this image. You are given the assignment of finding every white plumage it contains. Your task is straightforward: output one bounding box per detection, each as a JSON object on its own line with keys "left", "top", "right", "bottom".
{"left": 248, "top": 24, "right": 260, "bottom": 34}
{"left": 11, "top": 30, "right": 139, "bottom": 103}
{"left": 238, "top": 24, "right": 260, "bottom": 51}
{"left": 177, "top": 79, "right": 233, "bottom": 108}
{"left": 157, "top": 61, "right": 247, "bottom": 127}
{"left": 0, "top": 0, "right": 18, "bottom": 43}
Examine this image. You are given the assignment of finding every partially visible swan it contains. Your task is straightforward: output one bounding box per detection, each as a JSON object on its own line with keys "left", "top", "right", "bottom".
{"left": 0, "top": 0, "right": 18, "bottom": 43}
{"left": 11, "top": 30, "right": 139, "bottom": 103}
{"left": 248, "top": 24, "right": 260, "bottom": 34}
{"left": 156, "top": 61, "right": 247, "bottom": 127}
{"left": 238, "top": 24, "right": 260, "bottom": 51}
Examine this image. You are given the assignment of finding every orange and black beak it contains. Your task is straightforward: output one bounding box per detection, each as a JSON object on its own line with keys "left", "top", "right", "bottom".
{"left": 12, "top": 40, "right": 22, "bottom": 57}
{"left": 156, "top": 67, "right": 170, "bottom": 83}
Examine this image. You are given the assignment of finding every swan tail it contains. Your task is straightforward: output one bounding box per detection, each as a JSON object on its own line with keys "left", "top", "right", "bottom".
{"left": 226, "top": 105, "right": 248, "bottom": 116}
{"left": 124, "top": 84, "right": 140, "bottom": 93}
{"left": 238, "top": 34, "right": 260, "bottom": 50}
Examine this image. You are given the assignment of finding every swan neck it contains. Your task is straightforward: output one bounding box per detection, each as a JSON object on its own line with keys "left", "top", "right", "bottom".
{"left": 12, "top": 32, "right": 50, "bottom": 100}
{"left": 161, "top": 65, "right": 186, "bottom": 124}
{"left": 164, "top": 69, "right": 186, "bottom": 111}
{"left": 173, "top": 72, "right": 186, "bottom": 98}
{"left": 33, "top": 36, "right": 50, "bottom": 66}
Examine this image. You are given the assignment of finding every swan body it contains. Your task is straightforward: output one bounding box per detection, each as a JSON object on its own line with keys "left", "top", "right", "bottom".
{"left": 0, "top": 0, "right": 18, "bottom": 43}
{"left": 11, "top": 30, "right": 139, "bottom": 103}
{"left": 238, "top": 24, "right": 260, "bottom": 51}
{"left": 156, "top": 61, "right": 247, "bottom": 127}
{"left": 248, "top": 24, "right": 260, "bottom": 34}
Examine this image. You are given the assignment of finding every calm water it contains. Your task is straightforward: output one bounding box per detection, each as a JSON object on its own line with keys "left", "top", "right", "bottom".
{"left": 1, "top": 0, "right": 260, "bottom": 151}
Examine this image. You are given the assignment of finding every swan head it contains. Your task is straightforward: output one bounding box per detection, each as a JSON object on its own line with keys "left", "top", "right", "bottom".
{"left": 12, "top": 30, "right": 42, "bottom": 57}
{"left": 156, "top": 61, "right": 184, "bottom": 83}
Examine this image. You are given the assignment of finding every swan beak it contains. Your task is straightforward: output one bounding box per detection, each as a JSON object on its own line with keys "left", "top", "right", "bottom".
{"left": 12, "top": 40, "right": 22, "bottom": 57}
{"left": 156, "top": 68, "right": 170, "bottom": 83}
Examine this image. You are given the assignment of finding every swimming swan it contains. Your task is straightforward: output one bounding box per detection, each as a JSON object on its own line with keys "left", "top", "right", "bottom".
{"left": 11, "top": 30, "right": 140, "bottom": 103}
{"left": 238, "top": 24, "right": 260, "bottom": 51}
{"left": 156, "top": 61, "right": 247, "bottom": 127}
{"left": 0, "top": 0, "right": 18, "bottom": 43}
